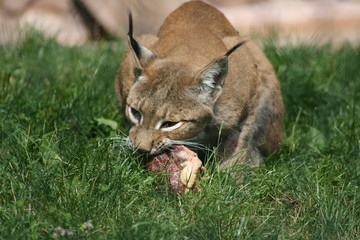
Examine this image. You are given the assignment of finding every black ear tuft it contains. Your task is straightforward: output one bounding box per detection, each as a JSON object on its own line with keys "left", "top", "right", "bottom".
{"left": 128, "top": 11, "right": 141, "bottom": 58}
{"left": 224, "top": 40, "right": 247, "bottom": 57}
{"left": 127, "top": 11, "right": 157, "bottom": 70}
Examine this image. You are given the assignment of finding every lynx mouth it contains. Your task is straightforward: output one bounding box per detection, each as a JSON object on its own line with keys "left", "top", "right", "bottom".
{"left": 148, "top": 141, "right": 182, "bottom": 156}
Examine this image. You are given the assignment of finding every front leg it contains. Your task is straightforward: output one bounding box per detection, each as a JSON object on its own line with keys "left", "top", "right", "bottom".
{"left": 220, "top": 114, "right": 263, "bottom": 170}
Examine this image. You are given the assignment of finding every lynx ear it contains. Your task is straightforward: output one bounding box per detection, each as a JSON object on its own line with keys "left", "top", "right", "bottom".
{"left": 195, "top": 41, "right": 247, "bottom": 102}
{"left": 127, "top": 12, "right": 157, "bottom": 75}
{"left": 195, "top": 57, "right": 228, "bottom": 102}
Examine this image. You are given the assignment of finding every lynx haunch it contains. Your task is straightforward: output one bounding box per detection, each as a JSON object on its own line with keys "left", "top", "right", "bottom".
{"left": 116, "top": 1, "right": 284, "bottom": 169}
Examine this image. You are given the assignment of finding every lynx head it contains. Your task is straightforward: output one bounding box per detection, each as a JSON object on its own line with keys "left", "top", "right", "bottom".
{"left": 125, "top": 13, "right": 246, "bottom": 155}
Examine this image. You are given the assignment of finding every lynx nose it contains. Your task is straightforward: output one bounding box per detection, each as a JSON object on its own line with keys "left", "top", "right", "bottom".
{"left": 128, "top": 127, "right": 155, "bottom": 153}
{"left": 127, "top": 136, "right": 153, "bottom": 153}
{"left": 127, "top": 138, "right": 151, "bottom": 153}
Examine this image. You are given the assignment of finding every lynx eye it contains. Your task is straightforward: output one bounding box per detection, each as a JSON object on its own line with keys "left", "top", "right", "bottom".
{"left": 156, "top": 120, "right": 183, "bottom": 132}
{"left": 128, "top": 106, "right": 142, "bottom": 125}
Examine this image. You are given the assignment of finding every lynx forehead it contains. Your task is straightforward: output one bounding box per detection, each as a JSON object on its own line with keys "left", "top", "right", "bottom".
{"left": 116, "top": 1, "right": 284, "bottom": 168}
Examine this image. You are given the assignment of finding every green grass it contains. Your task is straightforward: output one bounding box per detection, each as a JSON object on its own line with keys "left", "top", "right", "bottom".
{"left": 0, "top": 33, "right": 359, "bottom": 239}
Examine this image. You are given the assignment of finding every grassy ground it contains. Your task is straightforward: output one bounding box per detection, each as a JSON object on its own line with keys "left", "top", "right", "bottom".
{"left": 0, "top": 33, "right": 359, "bottom": 239}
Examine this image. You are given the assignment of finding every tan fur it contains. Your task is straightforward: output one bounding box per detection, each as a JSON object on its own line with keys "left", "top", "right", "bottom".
{"left": 115, "top": 1, "right": 284, "bottom": 169}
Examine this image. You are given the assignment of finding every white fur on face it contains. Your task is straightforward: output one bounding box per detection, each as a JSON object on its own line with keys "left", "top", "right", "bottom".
{"left": 128, "top": 106, "right": 142, "bottom": 125}
{"left": 155, "top": 119, "right": 183, "bottom": 132}
{"left": 137, "top": 75, "right": 148, "bottom": 82}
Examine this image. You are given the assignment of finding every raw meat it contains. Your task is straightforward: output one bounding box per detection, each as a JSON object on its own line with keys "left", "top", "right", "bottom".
{"left": 147, "top": 145, "right": 205, "bottom": 194}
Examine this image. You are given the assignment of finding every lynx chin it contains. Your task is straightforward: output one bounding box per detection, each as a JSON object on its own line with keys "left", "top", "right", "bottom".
{"left": 115, "top": 1, "right": 284, "bottom": 171}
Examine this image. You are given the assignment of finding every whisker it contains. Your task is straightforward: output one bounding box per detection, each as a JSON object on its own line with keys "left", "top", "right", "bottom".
{"left": 171, "top": 140, "right": 213, "bottom": 153}
{"left": 100, "top": 133, "right": 133, "bottom": 154}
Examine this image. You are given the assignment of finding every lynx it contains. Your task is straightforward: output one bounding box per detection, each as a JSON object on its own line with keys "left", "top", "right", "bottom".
{"left": 115, "top": 1, "right": 284, "bottom": 170}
